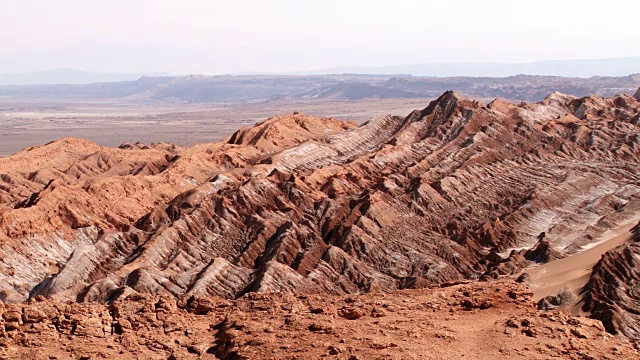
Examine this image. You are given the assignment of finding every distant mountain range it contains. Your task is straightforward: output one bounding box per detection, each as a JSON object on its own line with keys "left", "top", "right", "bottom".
{"left": 1, "top": 73, "right": 639, "bottom": 103}
{"left": 295, "top": 57, "right": 640, "bottom": 78}
{"left": 0, "top": 68, "right": 174, "bottom": 85}
{"left": 2, "top": 57, "right": 638, "bottom": 86}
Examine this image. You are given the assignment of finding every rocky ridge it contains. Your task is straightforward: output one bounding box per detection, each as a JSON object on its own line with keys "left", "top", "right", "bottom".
{"left": 0, "top": 89, "right": 639, "bottom": 342}
{"left": 582, "top": 221, "right": 640, "bottom": 339}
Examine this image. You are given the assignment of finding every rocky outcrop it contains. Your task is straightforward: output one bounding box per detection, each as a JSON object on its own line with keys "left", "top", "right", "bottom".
{"left": 582, "top": 221, "right": 640, "bottom": 339}
{"left": 524, "top": 239, "right": 565, "bottom": 263}
{"left": 537, "top": 289, "right": 577, "bottom": 311}
{"left": 634, "top": 87, "right": 640, "bottom": 100}
{"left": 0, "top": 92, "right": 639, "bottom": 308}
{"left": 480, "top": 237, "right": 565, "bottom": 281}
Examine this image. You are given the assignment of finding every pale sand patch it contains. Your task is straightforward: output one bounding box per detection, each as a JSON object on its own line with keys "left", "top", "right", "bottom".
{"left": 524, "top": 221, "right": 636, "bottom": 315}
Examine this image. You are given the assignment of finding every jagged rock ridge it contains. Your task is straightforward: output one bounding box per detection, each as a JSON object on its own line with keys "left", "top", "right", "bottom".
{"left": 582, "top": 221, "right": 640, "bottom": 339}
{"left": 0, "top": 91, "right": 639, "bottom": 342}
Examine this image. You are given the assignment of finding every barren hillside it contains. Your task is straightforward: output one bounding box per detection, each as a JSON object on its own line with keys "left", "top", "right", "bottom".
{"left": 0, "top": 89, "right": 639, "bottom": 357}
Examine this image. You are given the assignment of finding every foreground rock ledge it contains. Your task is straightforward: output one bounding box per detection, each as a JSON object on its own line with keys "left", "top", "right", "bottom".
{"left": 0, "top": 280, "right": 637, "bottom": 359}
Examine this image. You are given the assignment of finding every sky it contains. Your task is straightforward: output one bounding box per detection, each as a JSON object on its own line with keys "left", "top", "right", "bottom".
{"left": 1, "top": 0, "right": 640, "bottom": 74}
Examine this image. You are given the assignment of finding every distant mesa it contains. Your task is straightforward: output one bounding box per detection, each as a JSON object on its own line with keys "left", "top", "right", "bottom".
{"left": 0, "top": 73, "right": 639, "bottom": 103}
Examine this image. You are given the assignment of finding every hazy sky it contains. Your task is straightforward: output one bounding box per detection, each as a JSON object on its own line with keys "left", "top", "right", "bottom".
{"left": 2, "top": 0, "right": 639, "bottom": 74}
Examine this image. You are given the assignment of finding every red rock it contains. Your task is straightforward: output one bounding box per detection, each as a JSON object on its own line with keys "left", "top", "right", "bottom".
{"left": 338, "top": 307, "right": 367, "bottom": 320}
{"left": 0, "top": 91, "right": 638, "bottom": 354}
{"left": 22, "top": 307, "right": 47, "bottom": 324}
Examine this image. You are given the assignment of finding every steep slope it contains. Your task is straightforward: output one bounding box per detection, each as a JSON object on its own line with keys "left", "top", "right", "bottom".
{"left": 0, "top": 114, "right": 355, "bottom": 302}
{"left": 582, "top": 221, "right": 640, "bottom": 339}
{"left": 0, "top": 90, "right": 638, "bottom": 325}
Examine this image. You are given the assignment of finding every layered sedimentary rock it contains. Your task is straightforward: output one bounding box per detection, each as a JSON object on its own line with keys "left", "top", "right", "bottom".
{"left": 0, "top": 115, "right": 355, "bottom": 302}
{"left": 0, "top": 90, "right": 639, "bottom": 339}
{"left": 582, "top": 221, "right": 640, "bottom": 339}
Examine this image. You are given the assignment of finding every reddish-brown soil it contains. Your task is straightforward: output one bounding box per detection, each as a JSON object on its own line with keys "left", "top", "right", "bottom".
{"left": 0, "top": 280, "right": 637, "bottom": 359}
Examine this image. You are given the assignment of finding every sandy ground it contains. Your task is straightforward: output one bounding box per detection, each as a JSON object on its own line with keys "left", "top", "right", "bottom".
{"left": 524, "top": 222, "right": 636, "bottom": 313}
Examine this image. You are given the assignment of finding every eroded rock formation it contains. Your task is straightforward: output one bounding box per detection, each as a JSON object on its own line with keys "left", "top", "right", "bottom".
{"left": 582, "top": 221, "right": 640, "bottom": 339}
{"left": 0, "top": 91, "right": 639, "bottom": 341}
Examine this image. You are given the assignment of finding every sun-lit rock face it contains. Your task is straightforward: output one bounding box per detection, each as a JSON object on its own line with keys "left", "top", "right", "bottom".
{"left": 0, "top": 91, "right": 639, "bottom": 340}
